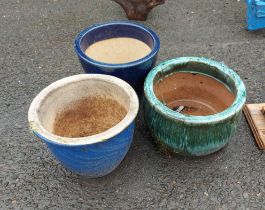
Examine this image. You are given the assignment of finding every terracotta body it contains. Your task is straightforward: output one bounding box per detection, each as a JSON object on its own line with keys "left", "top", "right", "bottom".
{"left": 154, "top": 72, "right": 235, "bottom": 116}
{"left": 112, "top": 0, "right": 165, "bottom": 20}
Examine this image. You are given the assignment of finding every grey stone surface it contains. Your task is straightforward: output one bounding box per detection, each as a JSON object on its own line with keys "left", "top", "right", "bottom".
{"left": 0, "top": 0, "right": 265, "bottom": 209}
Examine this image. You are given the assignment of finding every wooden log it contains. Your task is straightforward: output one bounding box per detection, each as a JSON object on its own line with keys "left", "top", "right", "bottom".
{"left": 112, "top": 0, "right": 165, "bottom": 21}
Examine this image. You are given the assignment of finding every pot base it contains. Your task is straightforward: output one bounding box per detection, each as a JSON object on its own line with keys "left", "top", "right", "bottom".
{"left": 154, "top": 136, "right": 229, "bottom": 157}
{"left": 167, "top": 99, "right": 218, "bottom": 116}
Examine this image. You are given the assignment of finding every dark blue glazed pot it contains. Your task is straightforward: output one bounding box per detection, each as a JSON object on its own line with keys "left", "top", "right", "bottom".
{"left": 28, "top": 74, "right": 139, "bottom": 177}
{"left": 74, "top": 21, "right": 160, "bottom": 92}
{"left": 144, "top": 57, "right": 246, "bottom": 156}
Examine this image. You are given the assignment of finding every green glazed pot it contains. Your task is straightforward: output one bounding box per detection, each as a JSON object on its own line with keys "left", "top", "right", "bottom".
{"left": 144, "top": 57, "right": 246, "bottom": 156}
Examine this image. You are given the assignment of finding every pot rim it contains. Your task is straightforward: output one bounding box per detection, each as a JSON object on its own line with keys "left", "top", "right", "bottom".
{"left": 144, "top": 57, "right": 247, "bottom": 124}
{"left": 74, "top": 20, "right": 160, "bottom": 68}
{"left": 28, "top": 74, "right": 139, "bottom": 146}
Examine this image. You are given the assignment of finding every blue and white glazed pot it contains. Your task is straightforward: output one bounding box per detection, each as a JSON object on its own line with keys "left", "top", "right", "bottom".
{"left": 28, "top": 74, "right": 139, "bottom": 177}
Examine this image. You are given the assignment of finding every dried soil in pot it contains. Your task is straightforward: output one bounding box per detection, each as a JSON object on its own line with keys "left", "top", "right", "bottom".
{"left": 53, "top": 97, "right": 127, "bottom": 138}
{"left": 154, "top": 72, "right": 235, "bottom": 116}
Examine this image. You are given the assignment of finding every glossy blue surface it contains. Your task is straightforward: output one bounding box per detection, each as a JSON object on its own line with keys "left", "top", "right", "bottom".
{"left": 74, "top": 21, "right": 160, "bottom": 92}
{"left": 33, "top": 123, "right": 135, "bottom": 177}
{"left": 246, "top": 0, "right": 265, "bottom": 30}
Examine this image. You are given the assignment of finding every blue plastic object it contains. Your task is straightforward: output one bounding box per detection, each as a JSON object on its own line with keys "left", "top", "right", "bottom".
{"left": 74, "top": 21, "right": 160, "bottom": 92}
{"left": 246, "top": 0, "right": 265, "bottom": 30}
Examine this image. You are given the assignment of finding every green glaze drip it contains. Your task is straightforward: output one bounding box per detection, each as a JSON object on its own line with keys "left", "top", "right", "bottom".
{"left": 144, "top": 57, "right": 246, "bottom": 156}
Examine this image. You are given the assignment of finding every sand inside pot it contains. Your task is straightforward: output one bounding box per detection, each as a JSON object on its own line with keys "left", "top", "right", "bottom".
{"left": 85, "top": 37, "right": 151, "bottom": 64}
{"left": 53, "top": 97, "right": 127, "bottom": 138}
{"left": 154, "top": 72, "right": 235, "bottom": 116}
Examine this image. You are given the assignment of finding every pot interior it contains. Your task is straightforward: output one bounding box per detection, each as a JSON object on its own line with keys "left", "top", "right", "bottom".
{"left": 153, "top": 61, "right": 236, "bottom": 116}
{"left": 80, "top": 24, "right": 155, "bottom": 54}
{"left": 37, "top": 79, "right": 130, "bottom": 136}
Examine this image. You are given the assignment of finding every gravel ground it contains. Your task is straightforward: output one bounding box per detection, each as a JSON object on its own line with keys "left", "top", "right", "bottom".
{"left": 1, "top": 0, "right": 265, "bottom": 209}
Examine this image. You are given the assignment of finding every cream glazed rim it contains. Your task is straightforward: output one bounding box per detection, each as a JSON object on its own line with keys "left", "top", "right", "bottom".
{"left": 28, "top": 74, "right": 139, "bottom": 146}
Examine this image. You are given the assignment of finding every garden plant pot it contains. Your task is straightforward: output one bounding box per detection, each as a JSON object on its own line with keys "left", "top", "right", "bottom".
{"left": 144, "top": 57, "right": 246, "bottom": 156}
{"left": 28, "top": 74, "right": 139, "bottom": 177}
{"left": 74, "top": 20, "right": 160, "bottom": 92}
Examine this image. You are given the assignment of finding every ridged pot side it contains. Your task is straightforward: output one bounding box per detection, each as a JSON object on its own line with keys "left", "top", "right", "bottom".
{"left": 143, "top": 99, "right": 242, "bottom": 156}
{"left": 143, "top": 57, "right": 246, "bottom": 157}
